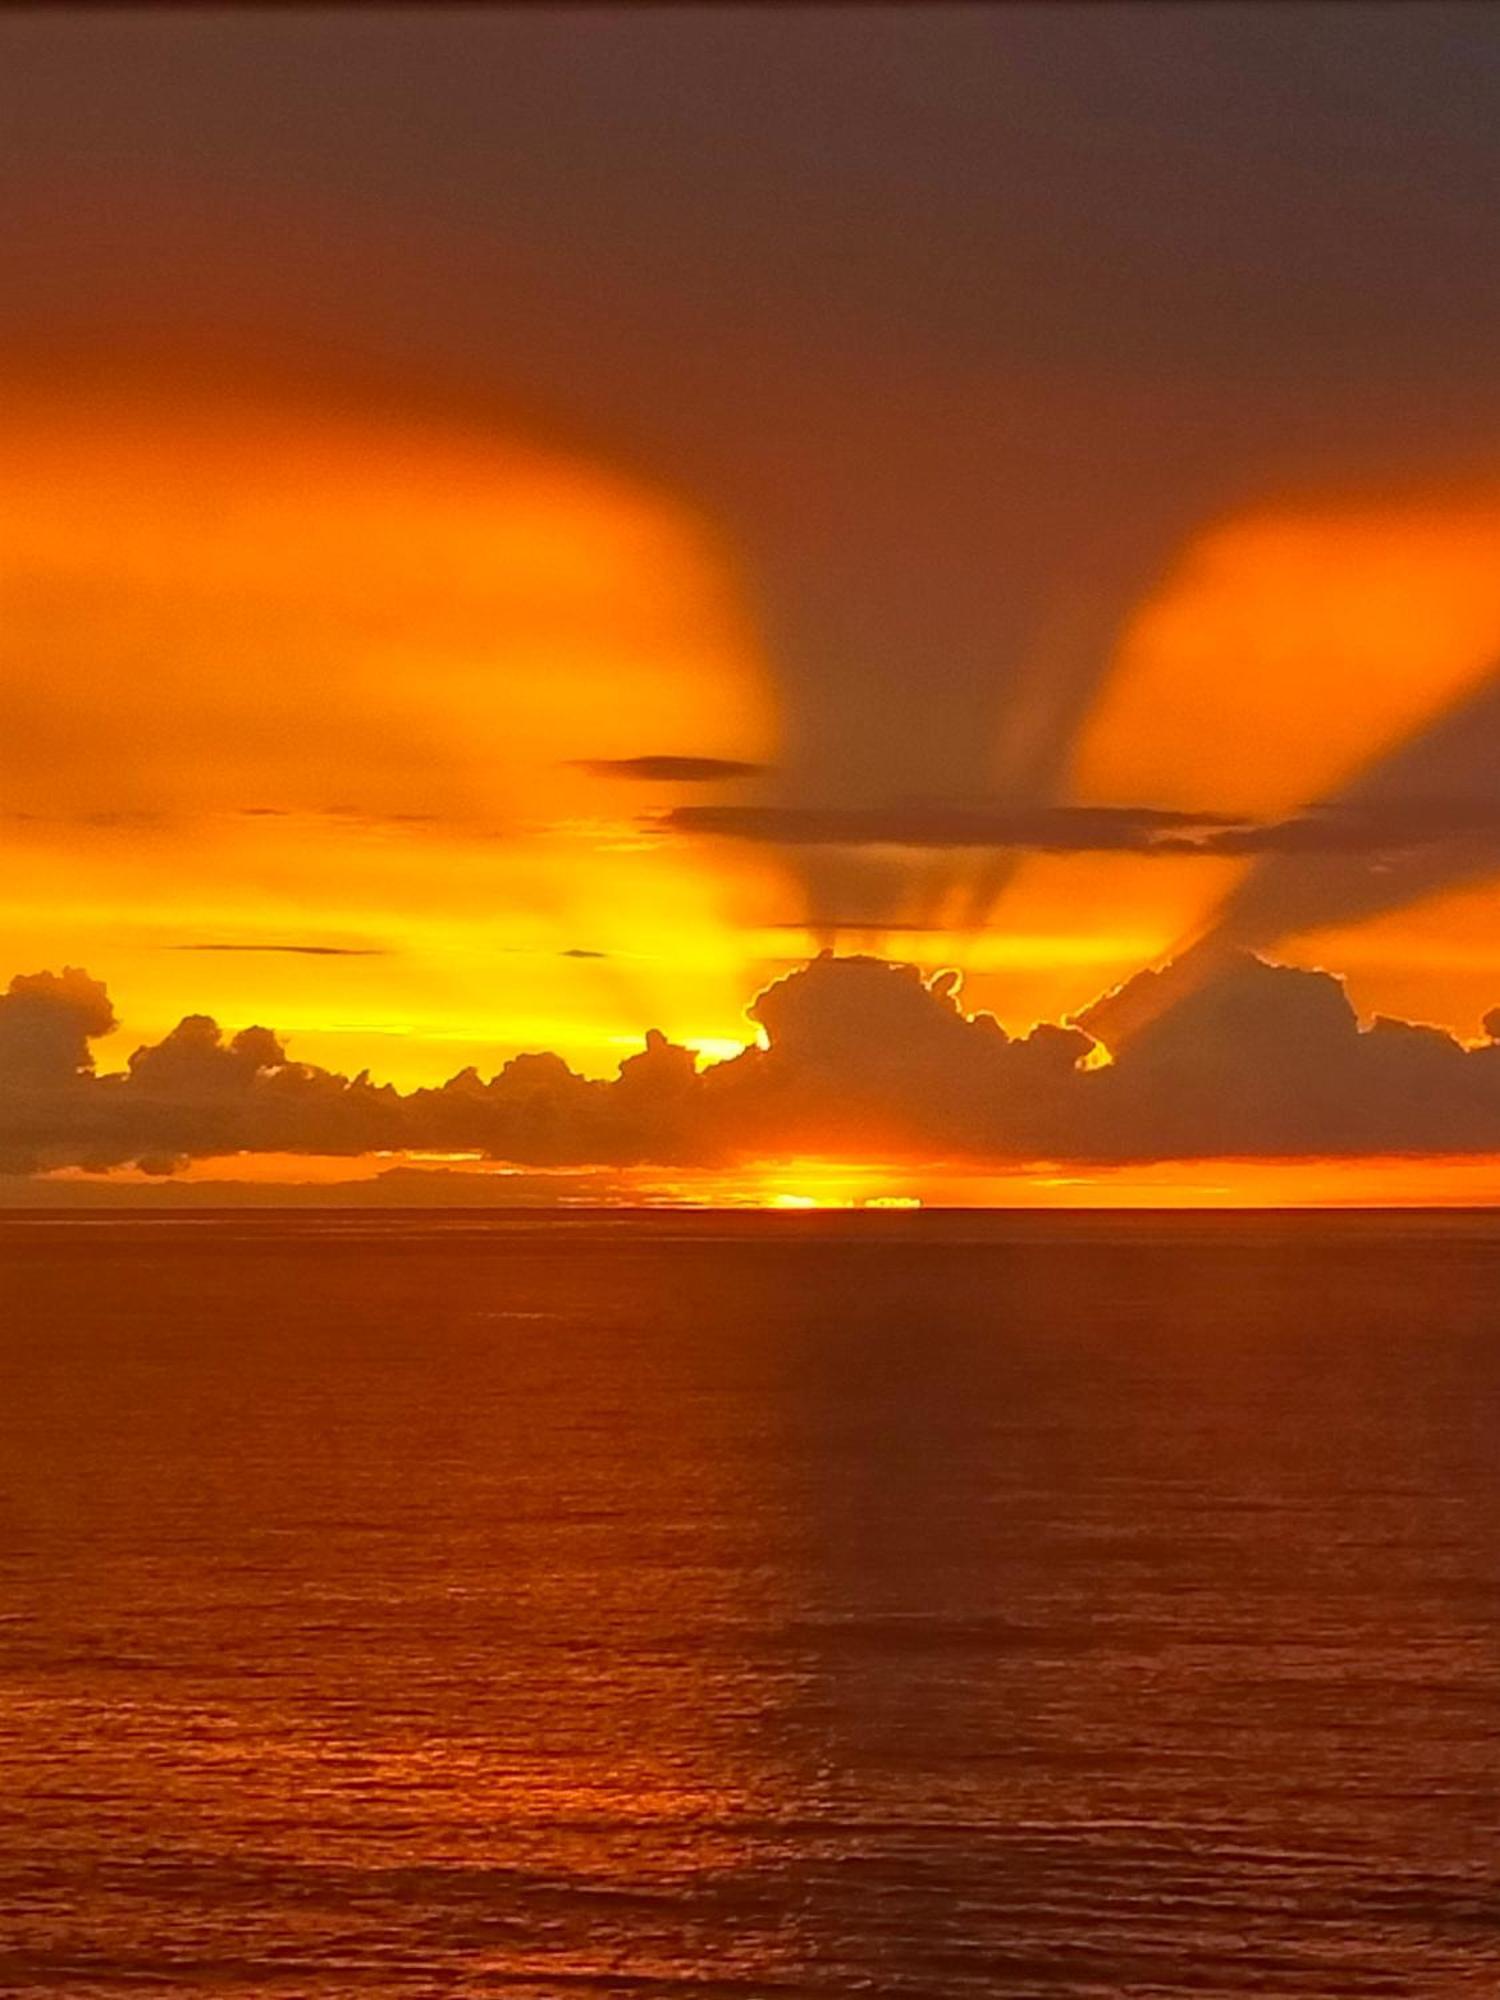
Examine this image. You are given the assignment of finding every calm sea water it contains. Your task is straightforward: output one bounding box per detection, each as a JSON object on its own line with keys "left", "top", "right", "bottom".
{"left": 3, "top": 1210, "right": 1500, "bottom": 1998}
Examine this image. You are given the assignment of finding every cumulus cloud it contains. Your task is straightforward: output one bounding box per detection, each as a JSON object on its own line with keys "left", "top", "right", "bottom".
{"left": 0, "top": 968, "right": 115, "bottom": 1086}
{"left": 1078, "top": 956, "right": 1500, "bottom": 1157}
{"left": 4, "top": 954, "right": 1500, "bottom": 1180}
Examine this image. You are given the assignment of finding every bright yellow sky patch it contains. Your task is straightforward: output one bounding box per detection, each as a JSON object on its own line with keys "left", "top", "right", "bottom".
{"left": 2, "top": 387, "right": 787, "bottom": 1079}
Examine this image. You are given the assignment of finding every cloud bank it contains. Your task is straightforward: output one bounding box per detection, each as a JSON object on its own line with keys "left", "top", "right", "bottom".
{"left": 4, "top": 954, "right": 1500, "bottom": 1180}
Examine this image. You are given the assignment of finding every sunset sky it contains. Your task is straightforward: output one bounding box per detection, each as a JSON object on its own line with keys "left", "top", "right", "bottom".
{"left": 5, "top": 4, "right": 1500, "bottom": 1202}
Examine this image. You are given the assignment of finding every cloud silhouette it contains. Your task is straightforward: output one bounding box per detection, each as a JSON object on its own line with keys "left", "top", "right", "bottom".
{"left": 668, "top": 803, "right": 1243, "bottom": 851}
{"left": 1078, "top": 956, "right": 1500, "bottom": 1157}
{"left": 669, "top": 798, "right": 1500, "bottom": 864}
{"left": 575, "top": 756, "right": 766, "bottom": 782}
{"left": 4, "top": 954, "right": 1500, "bottom": 1179}
{"left": 170, "top": 942, "right": 392, "bottom": 957}
{"left": 0, "top": 968, "right": 115, "bottom": 1086}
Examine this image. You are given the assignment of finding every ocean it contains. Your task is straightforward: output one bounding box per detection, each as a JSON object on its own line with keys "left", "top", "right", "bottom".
{"left": 2, "top": 1210, "right": 1499, "bottom": 1996}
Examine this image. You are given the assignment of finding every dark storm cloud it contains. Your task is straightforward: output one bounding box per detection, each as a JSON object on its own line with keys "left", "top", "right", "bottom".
{"left": 4, "top": 954, "right": 1500, "bottom": 1179}
{"left": 573, "top": 757, "right": 766, "bottom": 783}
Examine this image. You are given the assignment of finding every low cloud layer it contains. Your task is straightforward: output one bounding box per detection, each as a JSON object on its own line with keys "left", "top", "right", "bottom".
{"left": 3, "top": 953, "right": 1500, "bottom": 1180}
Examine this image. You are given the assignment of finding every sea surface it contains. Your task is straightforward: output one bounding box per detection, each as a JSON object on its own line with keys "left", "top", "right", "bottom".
{"left": 2, "top": 1210, "right": 1500, "bottom": 1998}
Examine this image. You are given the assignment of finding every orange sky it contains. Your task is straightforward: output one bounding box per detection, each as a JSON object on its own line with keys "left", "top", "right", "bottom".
{"left": 980, "top": 487, "right": 1500, "bottom": 1036}
{"left": 5, "top": 10, "right": 1500, "bottom": 1200}
{"left": 14, "top": 387, "right": 1500, "bottom": 1092}
{"left": 3, "top": 385, "right": 793, "bottom": 1086}
{"left": 6, "top": 383, "right": 1500, "bottom": 1207}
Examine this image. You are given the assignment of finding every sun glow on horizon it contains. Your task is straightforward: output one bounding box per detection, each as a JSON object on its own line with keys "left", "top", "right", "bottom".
{"left": 33, "top": 1150, "right": 1500, "bottom": 1211}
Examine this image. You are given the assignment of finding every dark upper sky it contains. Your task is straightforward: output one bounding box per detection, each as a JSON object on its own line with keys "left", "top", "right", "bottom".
{"left": 6, "top": 3, "right": 1500, "bottom": 809}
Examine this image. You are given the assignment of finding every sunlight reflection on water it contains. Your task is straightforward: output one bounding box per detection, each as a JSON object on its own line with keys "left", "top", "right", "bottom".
{"left": 3, "top": 1210, "right": 1500, "bottom": 1996}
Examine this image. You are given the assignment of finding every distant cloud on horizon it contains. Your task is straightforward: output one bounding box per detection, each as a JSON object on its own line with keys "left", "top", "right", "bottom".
{"left": 3, "top": 952, "right": 1500, "bottom": 1181}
